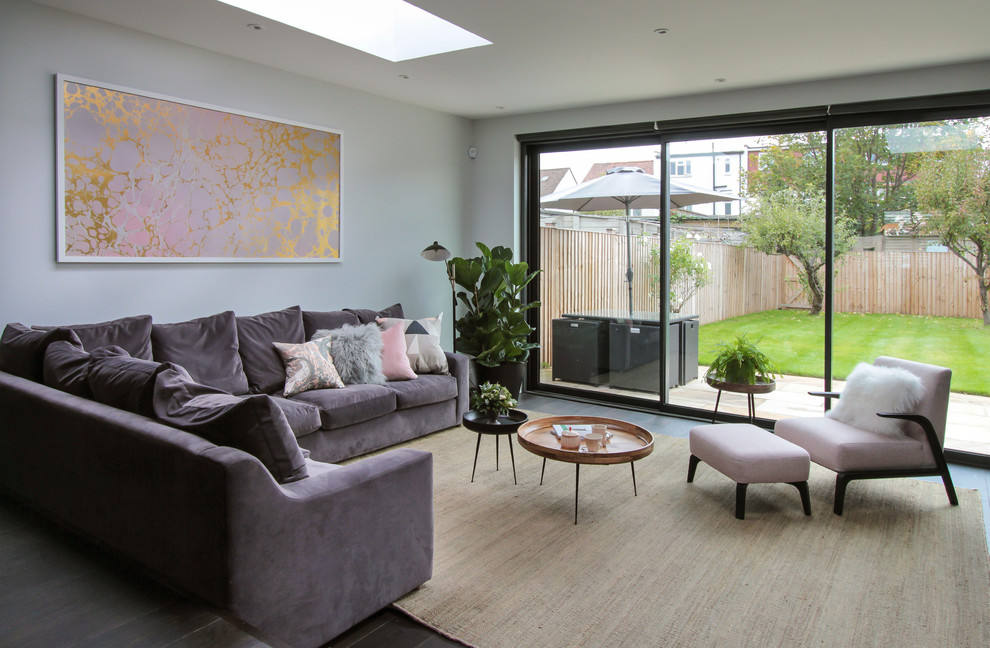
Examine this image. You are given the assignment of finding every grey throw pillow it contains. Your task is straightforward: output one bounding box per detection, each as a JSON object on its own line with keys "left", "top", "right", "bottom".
{"left": 153, "top": 365, "right": 308, "bottom": 484}
{"left": 43, "top": 340, "right": 94, "bottom": 398}
{"left": 312, "top": 323, "right": 386, "bottom": 385}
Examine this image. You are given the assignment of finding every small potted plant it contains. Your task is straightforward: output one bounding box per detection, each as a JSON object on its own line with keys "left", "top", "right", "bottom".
{"left": 705, "top": 334, "right": 780, "bottom": 388}
{"left": 470, "top": 381, "right": 518, "bottom": 422}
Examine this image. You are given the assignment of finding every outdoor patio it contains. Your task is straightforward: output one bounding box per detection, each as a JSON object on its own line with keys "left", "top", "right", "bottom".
{"left": 539, "top": 368, "right": 990, "bottom": 456}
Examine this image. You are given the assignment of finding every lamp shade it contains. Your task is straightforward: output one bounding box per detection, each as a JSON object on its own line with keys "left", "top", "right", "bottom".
{"left": 421, "top": 241, "right": 451, "bottom": 262}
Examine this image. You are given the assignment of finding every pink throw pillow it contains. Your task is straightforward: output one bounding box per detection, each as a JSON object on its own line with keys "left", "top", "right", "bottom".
{"left": 381, "top": 322, "right": 416, "bottom": 381}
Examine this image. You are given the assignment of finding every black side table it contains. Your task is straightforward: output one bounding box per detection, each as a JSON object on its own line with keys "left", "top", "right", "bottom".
{"left": 462, "top": 409, "right": 529, "bottom": 484}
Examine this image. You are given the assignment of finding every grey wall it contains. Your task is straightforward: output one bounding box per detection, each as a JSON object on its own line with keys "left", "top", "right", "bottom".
{"left": 0, "top": 0, "right": 471, "bottom": 331}
{"left": 466, "top": 60, "right": 990, "bottom": 256}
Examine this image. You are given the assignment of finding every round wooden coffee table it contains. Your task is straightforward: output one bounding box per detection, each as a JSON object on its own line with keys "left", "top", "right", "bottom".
{"left": 517, "top": 416, "right": 654, "bottom": 524}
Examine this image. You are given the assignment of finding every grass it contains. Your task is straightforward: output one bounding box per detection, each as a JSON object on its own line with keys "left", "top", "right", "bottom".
{"left": 698, "top": 310, "right": 990, "bottom": 396}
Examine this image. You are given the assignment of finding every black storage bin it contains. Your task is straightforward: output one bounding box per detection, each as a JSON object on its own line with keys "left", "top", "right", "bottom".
{"left": 551, "top": 318, "right": 609, "bottom": 385}
{"left": 608, "top": 322, "right": 679, "bottom": 392}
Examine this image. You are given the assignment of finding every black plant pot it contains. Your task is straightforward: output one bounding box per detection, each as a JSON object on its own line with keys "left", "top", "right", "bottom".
{"left": 473, "top": 361, "right": 525, "bottom": 399}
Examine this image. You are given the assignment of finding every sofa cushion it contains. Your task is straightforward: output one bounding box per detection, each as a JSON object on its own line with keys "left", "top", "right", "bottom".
{"left": 0, "top": 323, "right": 82, "bottom": 381}
{"left": 344, "top": 303, "right": 403, "bottom": 325}
{"left": 381, "top": 323, "right": 416, "bottom": 381}
{"left": 153, "top": 366, "right": 308, "bottom": 484}
{"left": 386, "top": 373, "right": 458, "bottom": 409}
{"left": 237, "top": 306, "right": 306, "bottom": 394}
{"left": 87, "top": 347, "right": 170, "bottom": 418}
{"left": 302, "top": 310, "right": 360, "bottom": 340}
{"left": 269, "top": 396, "right": 323, "bottom": 438}
{"left": 152, "top": 311, "right": 249, "bottom": 395}
{"left": 273, "top": 336, "right": 345, "bottom": 397}
{"left": 312, "top": 323, "right": 386, "bottom": 386}
{"left": 43, "top": 340, "right": 94, "bottom": 398}
{"left": 378, "top": 314, "right": 448, "bottom": 374}
{"left": 37, "top": 315, "right": 153, "bottom": 360}
{"left": 291, "top": 384, "right": 397, "bottom": 430}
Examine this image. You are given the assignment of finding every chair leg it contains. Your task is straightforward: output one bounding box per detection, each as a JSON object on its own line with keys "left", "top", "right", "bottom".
{"left": 735, "top": 483, "right": 747, "bottom": 520}
{"left": 834, "top": 473, "right": 851, "bottom": 516}
{"left": 687, "top": 454, "right": 701, "bottom": 483}
{"left": 941, "top": 467, "right": 959, "bottom": 506}
{"left": 791, "top": 481, "right": 812, "bottom": 516}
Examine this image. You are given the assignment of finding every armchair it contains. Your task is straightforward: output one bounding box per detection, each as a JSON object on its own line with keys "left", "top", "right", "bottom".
{"left": 775, "top": 356, "right": 958, "bottom": 515}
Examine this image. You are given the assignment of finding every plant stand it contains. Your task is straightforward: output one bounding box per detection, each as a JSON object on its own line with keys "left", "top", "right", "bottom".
{"left": 706, "top": 377, "right": 777, "bottom": 424}
{"left": 462, "top": 409, "right": 529, "bottom": 484}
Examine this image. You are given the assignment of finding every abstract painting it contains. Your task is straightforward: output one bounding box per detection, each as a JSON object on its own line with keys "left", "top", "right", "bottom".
{"left": 57, "top": 75, "right": 341, "bottom": 262}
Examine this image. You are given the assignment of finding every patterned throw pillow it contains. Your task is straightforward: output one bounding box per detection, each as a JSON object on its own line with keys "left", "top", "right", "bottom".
{"left": 377, "top": 314, "right": 448, "bottom": 375}
{"left": 272, "top": 336, "right": 344, "bottom": 397}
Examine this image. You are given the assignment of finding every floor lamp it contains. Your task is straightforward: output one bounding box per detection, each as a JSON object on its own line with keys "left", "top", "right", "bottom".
{"left": 421, "top": 241, "right": 456, "bottom": 351}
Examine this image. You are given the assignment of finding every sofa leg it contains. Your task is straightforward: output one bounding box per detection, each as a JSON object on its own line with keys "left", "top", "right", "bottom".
{"left": 687, "top": 454, "right": 701, "bottom": 483}
{"left": 735, "top": 483, "right": 747, "bottom": 520}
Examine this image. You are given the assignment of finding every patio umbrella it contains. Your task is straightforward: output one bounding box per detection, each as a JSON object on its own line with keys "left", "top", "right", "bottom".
{"left": 541, "top": 166, "right": 738, "bottom": 316}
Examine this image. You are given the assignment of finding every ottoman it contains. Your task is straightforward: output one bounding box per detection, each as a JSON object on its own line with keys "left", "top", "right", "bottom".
{"left": 688, "top": 423, "right": 812, "bottom": 520}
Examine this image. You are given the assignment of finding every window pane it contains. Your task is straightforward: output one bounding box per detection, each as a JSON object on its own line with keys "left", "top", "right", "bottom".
{"left": 666, "top": 133, "right": 827, "bottom": 421}
{"left": 538, "top": 143, "right": 663, "bottom": 402}
{"left": 832, "top": 118, "right": 990, "bottom": 456}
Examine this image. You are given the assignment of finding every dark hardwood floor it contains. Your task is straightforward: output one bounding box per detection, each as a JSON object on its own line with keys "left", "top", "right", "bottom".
{"left": 1, "top": 393, "right": 986, "bottom": 648}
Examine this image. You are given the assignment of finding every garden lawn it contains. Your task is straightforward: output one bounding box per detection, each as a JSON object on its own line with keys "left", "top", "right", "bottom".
{"left": 698, "top": 310, "right": 990, "bottom": 396}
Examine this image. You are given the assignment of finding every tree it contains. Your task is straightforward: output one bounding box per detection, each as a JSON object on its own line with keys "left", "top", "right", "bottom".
{"left": 740, "top": 189, "right": 856, "bottom": 316}
{"left": 915, "top": 146, "right": 990, "bottom": 326}
{"left": 746, "top": 128, "right": 919, "bottom": 236}
{"left": 646, "top": 238, "right": 710, "bottom": 313}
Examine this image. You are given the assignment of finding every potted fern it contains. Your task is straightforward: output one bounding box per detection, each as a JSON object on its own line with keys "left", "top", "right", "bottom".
{"left": 704, "top": 334, "right": 780, "bottom": 389}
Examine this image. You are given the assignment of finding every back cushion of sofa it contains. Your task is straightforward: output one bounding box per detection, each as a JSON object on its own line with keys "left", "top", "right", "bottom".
{"left": 0, "top": 323, "right": 82, "bottom": 382}
{"left": 343, "top": 302, "right": 403, "bottom": 325}
{"left": 34, "top": 315, "right": 153, "bottom": 360}
{"left": 152, "top": 311, "right": 249, "bottom": 395}
{"left": 88, "top": 346, "right": 170, "bottom": 418}
{"left": 301, "top": 309, "right": 360, "bottom": 340}
{"left": 236, "top": 306, "right": 306, "bottom": 394}
{"left": 153, "top": 365, "right": 309, "bottom": 483}
{"left": 43, "top": 340, "right": 94, "bottom": 398}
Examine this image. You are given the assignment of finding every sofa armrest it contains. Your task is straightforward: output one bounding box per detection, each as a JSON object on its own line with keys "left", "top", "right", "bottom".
{"left": 213, "top": 447, "right": 434, "bottom": 648}
{"left": 446, "top": 351, "right": 470, "bottom": 417}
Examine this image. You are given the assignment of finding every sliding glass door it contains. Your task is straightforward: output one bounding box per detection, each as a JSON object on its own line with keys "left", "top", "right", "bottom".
{"left": 523, "top": 94, "right": 990, "bottom": 460}
{"left": 664, "top": 133, "right": 827, "bottom": 420}
{"left": 537, "top": 142, "right": 664, "bottom": 403}
{"left": 831, "top": 117, "right": 990, "bottom": 456}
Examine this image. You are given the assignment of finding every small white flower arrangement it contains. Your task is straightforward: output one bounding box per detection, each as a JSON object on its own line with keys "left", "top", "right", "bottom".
{"left": 470, "top": 382, "right": 517, "bottom": 420}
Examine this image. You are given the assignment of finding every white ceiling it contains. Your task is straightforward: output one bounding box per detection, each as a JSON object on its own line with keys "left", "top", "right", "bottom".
{"left": 31, "top": 0, "right": 990, "bottom": 119}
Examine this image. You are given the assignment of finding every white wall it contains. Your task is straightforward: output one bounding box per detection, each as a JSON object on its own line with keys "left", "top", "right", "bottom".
{"left": 0, "top": 0, "right": 471, "bottom": 331}
{"left": 467, "top": 60, "right": 990, "bottom": 256}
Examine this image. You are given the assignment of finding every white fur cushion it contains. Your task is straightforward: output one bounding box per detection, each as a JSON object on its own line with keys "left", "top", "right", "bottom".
{"left": 826, "top": 362, "right": 925, "bottom": 436}
{"left": 312, "top": 323, "right": 386, "bottom": 386}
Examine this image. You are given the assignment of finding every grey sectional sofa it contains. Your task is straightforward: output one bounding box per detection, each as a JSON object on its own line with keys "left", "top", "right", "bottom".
{"left": 0, "top": 304, "right": 469, "bottom": 648}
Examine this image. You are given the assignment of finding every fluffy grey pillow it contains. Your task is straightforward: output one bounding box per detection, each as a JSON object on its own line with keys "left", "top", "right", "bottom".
{"left": 313, "top": 323, "right": 386, "bottom": 385}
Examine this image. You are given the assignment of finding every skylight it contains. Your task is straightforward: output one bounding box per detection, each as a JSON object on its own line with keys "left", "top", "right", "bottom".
{"left": 217, "top": 0, "right": 492, "bottom": 62}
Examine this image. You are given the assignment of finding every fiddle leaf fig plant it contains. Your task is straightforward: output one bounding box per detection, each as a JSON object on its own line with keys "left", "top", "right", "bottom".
{"left": 448, "top": 242, "right": 541, "bottom": 368}
{"left": 705, "top": 334, "right": 780, "bottom": 385}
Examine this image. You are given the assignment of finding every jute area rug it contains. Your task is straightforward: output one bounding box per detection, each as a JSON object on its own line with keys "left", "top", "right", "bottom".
{"left": 387, "top": 416, "right": 990, "bottom": 648}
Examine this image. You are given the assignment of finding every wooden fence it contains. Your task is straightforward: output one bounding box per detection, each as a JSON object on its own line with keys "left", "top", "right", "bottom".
{"left": 538, "top": 226, "right": 983, "bottom": 365}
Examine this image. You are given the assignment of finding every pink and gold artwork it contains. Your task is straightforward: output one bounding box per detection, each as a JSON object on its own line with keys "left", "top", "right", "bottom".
{"left": 58, "top": 76, "right": 341, "bottom": 262}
